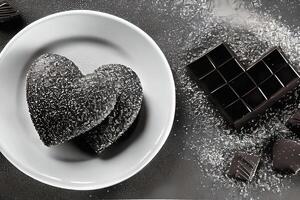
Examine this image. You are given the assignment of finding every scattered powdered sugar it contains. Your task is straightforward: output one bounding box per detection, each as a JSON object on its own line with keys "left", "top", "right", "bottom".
{"left": 162, "top": 0, "right": 300, "bottom": 198}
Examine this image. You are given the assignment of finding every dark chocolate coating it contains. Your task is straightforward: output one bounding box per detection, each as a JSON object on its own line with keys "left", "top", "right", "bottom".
{"left": 286, "top": 110, "right": 300, "bottom": 135}
{"left": 272, "top": 139, "right": 300, "bottom": 174}
{"left": 82, "top": 64, "right": 143, "bottom": 154}
{"left": 187, "top": 43, "right": 300, "bottom": 128}
{"left": 228, "top": 152, "right": 261, "bottom": 182}
{"left": 26, "top": 54, "right": 117, "bottom": 146}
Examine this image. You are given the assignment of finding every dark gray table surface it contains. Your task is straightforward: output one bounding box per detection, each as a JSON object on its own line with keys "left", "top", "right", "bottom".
{"left": 0, "top": 0, "right": 299, "bottom": 199}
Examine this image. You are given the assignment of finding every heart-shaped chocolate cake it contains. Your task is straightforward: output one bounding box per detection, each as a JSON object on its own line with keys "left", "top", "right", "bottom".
{"left": 83, "top": 64, "right": 143, "bottom": 154}
{"left": 26, "top": 54, "right": 118, "bottom": 146}
{"left": 27, "top": 53, "right": 144, "bottom": 154}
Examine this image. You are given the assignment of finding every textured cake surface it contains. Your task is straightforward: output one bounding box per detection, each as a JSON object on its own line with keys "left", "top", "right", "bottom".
{"left": 26, "top": 53, "right": 117, "bottom": 146}
{"left": 83, "top": 64, "right": 143, "bottom": 154}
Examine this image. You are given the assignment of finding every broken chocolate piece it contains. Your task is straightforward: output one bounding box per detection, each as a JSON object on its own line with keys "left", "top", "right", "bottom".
{"left": 272, "top": 139, "right": 300, "bottom": 174}
{"left": 187, "top": 43, "right": 300, "bottom": 128}
{"left": 228, "top": 152, "right": 261, "bottom": 182}
{"left": 0, "top": 1, "right": 20, "bottom": 23}
{"left": 286, "top": 110, "right": 300, "bottom": 135}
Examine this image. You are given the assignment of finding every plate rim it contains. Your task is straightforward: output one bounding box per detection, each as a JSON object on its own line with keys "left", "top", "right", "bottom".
{"left": 0, "top": 10, "right": 176, "bottom": 190}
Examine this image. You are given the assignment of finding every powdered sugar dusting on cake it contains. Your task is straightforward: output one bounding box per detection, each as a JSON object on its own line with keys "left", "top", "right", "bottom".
{"left": 83, "top": 64, "right": 143, "bottom": 154}
{"left": 26, "top": 53, "right": 118, "bottom": 146}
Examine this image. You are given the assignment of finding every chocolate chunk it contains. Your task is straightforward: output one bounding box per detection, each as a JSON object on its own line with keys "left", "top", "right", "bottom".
{"left": 0, "top": 1, "right": 20, "bottom": 23}
{"left": 272, "top": 139, "right": 300, "bottom": 174}
{"left": 228, "top": 152, "right": 261, "bottom": 182}
{"left": 286, "top": 110, "right": 300, "bottom": 135}
{"left": 187, "top": 43, "right": 300, "bottom": 128}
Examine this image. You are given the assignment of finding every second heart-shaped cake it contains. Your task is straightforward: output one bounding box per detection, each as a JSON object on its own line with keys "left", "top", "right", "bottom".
{"left": 83, "top": 64, "right": 143, "bottom": 154}
{"left": 26, "top": 54, "right": 118, "bottom": 146}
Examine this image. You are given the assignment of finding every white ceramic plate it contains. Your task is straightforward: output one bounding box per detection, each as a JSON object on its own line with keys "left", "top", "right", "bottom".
{"left": 0, "top": 10, "right": 175, "bottom": 190}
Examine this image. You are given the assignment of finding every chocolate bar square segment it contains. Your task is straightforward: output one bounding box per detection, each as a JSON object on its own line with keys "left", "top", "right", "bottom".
{"left": 228, "top": 152, "right": 261, "bottom": 182}
{"left": 247, "top": 61, "right": 273, "bottom": 85}
{"left": 275, "top": 67, "right": 299, "bottom": 86}
{"left": 209, "top": 85, "right": 238, "bottom": 107}
{"left": 188, "top": 56, "right": 215, "bottom": 79}
{"left": 207, "top": 44, "right": 233, "bottom": 67}
{"left": 263, "top": 49, "right": 289, "bottom": 73}
{"left": 230, "top": 73, "right": 256, "bottom": 96}
{"left": 259, "top": 76, "right": 283, "bottom": 98}
{"left": 272, "top": 139, "right": 300, "bottom": 174}
{"left": 218, "top": 59, "right": 244, "bottom": 82}
{"left": 198, "top": 70, "right": 226, "bottom": 93}
{"left": 242, "top": 88, "right": 266, "bottom": 110}
{"left": 225, "top": 100, "right": 250, "bottom": 121}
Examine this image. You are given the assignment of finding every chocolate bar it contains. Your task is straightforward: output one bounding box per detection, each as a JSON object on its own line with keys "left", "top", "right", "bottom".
{"left": 188, "top": 43, "right": 300, "bottom": 128}
{"left": 228, "top": 152, "right": 261, "bottom": 182}
{"left": 286, "top": 110, "right": 300, "bottom": 136}
{"left": 272, "top": 139, "right": 300, "bottom": 174}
